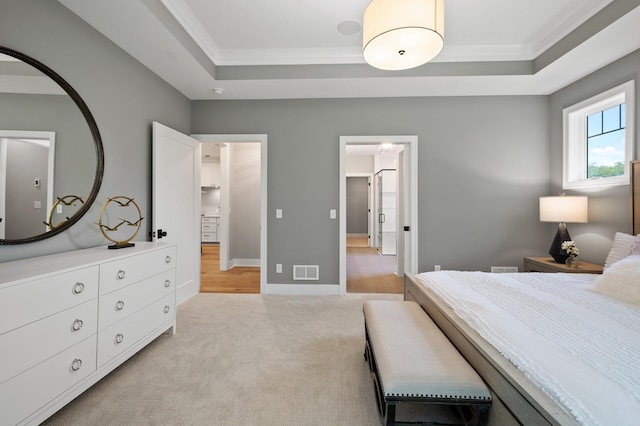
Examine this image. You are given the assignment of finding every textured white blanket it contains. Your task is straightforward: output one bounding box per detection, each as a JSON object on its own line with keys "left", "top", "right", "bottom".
{"left": 416, "top": 271, "right": 640, "bottom": 426}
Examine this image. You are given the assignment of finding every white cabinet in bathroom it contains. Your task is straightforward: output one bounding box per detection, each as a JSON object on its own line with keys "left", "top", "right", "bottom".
{"left": 201, "top": 161, "right": 220, "bottom": 187}
{"left": 201, "top": 216, "right": 219, "bottom": 243}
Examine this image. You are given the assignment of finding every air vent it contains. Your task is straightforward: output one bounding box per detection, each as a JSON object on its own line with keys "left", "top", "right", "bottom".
{"left": 293, "top": 265, "right": 319, "bottom": 280}
{"left": 491, "top": 266, "right": 519, "bottom": 273}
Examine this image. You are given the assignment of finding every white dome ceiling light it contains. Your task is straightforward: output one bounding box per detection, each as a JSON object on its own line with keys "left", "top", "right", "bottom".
{"left": 363, "top": 0, "right": 445, "bottom": 71}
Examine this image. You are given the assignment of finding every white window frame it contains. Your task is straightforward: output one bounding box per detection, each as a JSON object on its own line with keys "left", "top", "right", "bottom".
{"left": 563, "top": 80, "right": 635, "bottom": 190}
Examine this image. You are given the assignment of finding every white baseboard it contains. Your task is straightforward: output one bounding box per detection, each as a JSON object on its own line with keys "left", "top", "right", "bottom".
{"left": 177, "top": 280, "right": 200, "bottom": 305}
{"left": 265, "top": 283, "right": 341, "bottom": 295}
{"left": 229, "top": 258, "right": 260, "bottom": 268}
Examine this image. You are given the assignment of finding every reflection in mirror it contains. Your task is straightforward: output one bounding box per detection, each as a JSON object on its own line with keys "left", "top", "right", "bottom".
{"left": 0, "top": 131, "right": 55, "bottom": 239}
{"left": 0, "top": 48, "right": 103, "bottom": 244}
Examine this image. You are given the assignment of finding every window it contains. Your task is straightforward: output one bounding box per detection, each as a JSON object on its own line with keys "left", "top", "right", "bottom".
{"left": 563, "top": 81, "right": 635, "bottom": 189}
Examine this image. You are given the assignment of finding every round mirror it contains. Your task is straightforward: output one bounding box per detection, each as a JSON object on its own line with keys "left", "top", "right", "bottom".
{"left": 0, "top": 46, "right": 104, "bottom": 244}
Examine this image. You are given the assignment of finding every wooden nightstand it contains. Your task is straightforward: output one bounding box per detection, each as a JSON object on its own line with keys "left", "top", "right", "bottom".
{"left": 523, "top": 257, "right": 603, "bottom": 274}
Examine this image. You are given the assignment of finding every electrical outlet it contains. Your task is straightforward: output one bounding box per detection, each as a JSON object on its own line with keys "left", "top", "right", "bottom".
{"left": 57, "top": 205, "right": 63, "bottom": 214}
{"left": 434, "top": 264, "right": 441, "bottom": 271}
{"left": 276, "top": 263, "right": 282, "bottom": 273}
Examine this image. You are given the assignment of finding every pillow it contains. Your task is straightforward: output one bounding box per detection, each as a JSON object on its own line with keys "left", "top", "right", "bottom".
{"left": 592, "top": 255, "right": 640, "bottom": 305}
{"left": 604, "top": 232, "right": 636, "bottom": 270}
{"left": 630, "top": 234, "right": 640, "bottom": 256}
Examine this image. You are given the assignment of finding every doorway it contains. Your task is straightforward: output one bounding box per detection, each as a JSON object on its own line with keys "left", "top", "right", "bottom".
{"left": 339, "top": 136, "right": 418, "bottom": 295}
{"left": 192, "top": 134, "right": 267, "bottom": 293}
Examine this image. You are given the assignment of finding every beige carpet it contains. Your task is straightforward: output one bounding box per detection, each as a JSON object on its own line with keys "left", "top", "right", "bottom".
{"left": 44, "top": 293, "right": 455, "bottom": 425}
{"left": 40, "top": 293, "right": 407, "bottom": 425}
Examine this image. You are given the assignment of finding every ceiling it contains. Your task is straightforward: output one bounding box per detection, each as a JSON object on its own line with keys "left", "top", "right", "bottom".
{"left": 57, "top": 0, "right": 640, "bottom": 100}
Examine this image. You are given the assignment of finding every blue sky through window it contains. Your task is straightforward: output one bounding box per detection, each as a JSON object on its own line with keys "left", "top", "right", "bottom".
{"left": 587, "top": 104, "right": 625, "bottom": 170}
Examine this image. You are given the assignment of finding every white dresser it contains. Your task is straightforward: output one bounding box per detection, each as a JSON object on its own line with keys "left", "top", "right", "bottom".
{"left": 0, "top": 242, "right": 177, "bottom": 426}
{"left": 201, "top": 215, "right": 219, "bottom": 242}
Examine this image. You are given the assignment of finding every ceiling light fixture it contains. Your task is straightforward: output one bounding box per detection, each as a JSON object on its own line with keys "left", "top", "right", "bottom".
{"left": 362, "top": 0, "right": 445, "bottom": 71}
{"left": 378, "top": 143, "right": 396, "bottom": 154}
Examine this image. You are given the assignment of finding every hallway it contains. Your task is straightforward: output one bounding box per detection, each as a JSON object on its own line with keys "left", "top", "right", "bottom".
{"left": 346, "top": 235, "right": 403, "bottom": 294}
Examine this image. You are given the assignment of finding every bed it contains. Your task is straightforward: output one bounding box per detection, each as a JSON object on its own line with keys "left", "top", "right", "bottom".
{"left": 404, "top": 161, "right": 640, "bottom": 426}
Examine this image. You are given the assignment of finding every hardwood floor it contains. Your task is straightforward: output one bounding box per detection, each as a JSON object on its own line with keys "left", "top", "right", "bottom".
{"left": 200, "top": 245, "right": 260, "bottom": 293}
{"left": 200, "top": 237, "right": 402, "bottom": 294}
{"left": 346, "top": 235, "right": 403, "bottom": 294}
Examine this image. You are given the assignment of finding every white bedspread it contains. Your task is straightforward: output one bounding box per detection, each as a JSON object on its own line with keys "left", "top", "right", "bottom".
{"left": 415, "top": 271, "right": 640, "bottom": 426}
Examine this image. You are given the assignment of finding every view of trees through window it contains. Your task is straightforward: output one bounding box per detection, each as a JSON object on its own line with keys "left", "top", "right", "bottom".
{"left": 587, "top": 104, "right": 625, "bottom": 178}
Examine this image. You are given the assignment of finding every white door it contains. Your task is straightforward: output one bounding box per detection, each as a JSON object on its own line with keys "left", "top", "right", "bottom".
{"left": 152, "top": 122, "right": 201, "bottom": 305}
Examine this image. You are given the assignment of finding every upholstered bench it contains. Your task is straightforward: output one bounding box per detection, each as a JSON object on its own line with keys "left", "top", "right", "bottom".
{"left": 363, "top": 300, "right": 492, "bottom": 426}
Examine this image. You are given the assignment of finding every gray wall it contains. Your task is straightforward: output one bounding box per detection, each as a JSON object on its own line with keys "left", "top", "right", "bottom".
{"left": 549, "top": 47, "right": 640, "bottom": 264}
{"left": 192, "top": 96, "right": 550, "bottom": 283}
{"left": 0, "top": 0, "right": 190, "bottom": 262}
{"left": 346, "top": 176, "right": 368, "bottom": 234}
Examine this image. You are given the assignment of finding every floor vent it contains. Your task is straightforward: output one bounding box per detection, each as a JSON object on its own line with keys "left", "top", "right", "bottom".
{"left": 293, "top": 265, "right": 319, "bottom": 280}
{"left": 491, "top": 266, "right": 519, "bottom": 273}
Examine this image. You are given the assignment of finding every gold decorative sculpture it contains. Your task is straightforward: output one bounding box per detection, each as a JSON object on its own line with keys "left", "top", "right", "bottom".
{"left": 44, "top": 195, "right": 84, "bottom": 230}
{"left": 97, "top": 196, "right": 143, "bottom": 249}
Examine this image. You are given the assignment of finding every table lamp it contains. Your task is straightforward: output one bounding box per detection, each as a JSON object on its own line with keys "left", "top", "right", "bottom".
{"left": 539, "top": 195, "right": 588, "bottom": 263}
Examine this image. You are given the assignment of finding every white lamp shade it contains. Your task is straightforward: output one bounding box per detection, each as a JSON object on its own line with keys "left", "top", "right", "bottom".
{"left": 363, "top": 0, "right": 445, "bottom": 71}
{"left": 539, "top": 196, "right": 588, "bottom": 223}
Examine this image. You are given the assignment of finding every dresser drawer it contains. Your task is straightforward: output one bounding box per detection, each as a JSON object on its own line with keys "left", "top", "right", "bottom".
{"left": 201, "top": 216, "right": 218, "bottom": 223}
{"left": 98, "top": 293, "right": 175, "bottom": 366}
{"left": 201, "top": 223, "right": 216, "bottom": 232}
{"left": 100, "top": 246, "right": 177, "bottom": 295}
{"left": 0, "top": 299, "right": 98, "bottom": 385}
{"left": 99, "top": 269, "right": 175, "bottom": 330}
{"left": 0, "top": 335, "right": 97, "bottom": 426}
{"left": 0, "top": 266, "right": 99, "bottom": 335}
{"left": 201, "top": 233, "right": 216, "bottom": 242}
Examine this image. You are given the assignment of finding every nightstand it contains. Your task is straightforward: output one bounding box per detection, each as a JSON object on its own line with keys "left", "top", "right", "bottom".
{"left": 523, "top": 257, "right": 603, "bottom": 274}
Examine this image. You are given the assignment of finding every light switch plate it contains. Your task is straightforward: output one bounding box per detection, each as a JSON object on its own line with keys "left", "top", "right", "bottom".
{"left": 276, "top": 209, "right": 283, "bottom": 219}
{"left": 330, "top": 209, "right": 336, "bottom": 219}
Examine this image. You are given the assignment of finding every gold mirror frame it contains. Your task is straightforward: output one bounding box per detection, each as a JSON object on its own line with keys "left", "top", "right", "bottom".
{"left": 0, "top": 46, "right": 104, "bottom": 245}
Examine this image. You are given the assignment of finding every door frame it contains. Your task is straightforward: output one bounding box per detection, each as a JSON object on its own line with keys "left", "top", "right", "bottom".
{"left": 339, "top": 136, "right": 418, "bottom": 295}
{"left": 192, "top": 134, "right": 268, "bottom": 294}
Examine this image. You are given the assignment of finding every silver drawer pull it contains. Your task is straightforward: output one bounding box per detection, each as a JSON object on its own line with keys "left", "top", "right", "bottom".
{"left": 116, "top": 270, "right": 126, "bottom": 280}
{"left": 115, "top": 333, "right": 124, "bottom": 344}
{"left": 71, "top": 319, "right": 84, "bottom": 332}
{"left": 165, "top": 255, "right": 172, "bottom": 264}
{"left": 164, "top": 279, "right": 171, "bottom": 288}
{"left": 115, "top": 300, "right": 125, "bottom": 311}
{"left": 72, "top": 282, "right": 85, "bottom": 294}
{"left": 70, "top": 358, "right": 83, "bottom": 372}
{"left": 163, "top": 305, "right": 170, "bottom": 314}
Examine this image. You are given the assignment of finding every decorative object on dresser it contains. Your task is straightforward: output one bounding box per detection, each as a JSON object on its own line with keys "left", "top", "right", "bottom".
{"left": 44, "top": 195, "right": 84, "bottom": 230}
{"left": 523, "top": 256, "right": 602, "bottom": 274}
{"left": 539, "top": 194, "right": 588, "bottom": 263}
{"left": 97, "top": 196, "right": 144, "bottom": 249}
{"left": 0, "top": 242, "right": 176, "bottom": 426}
